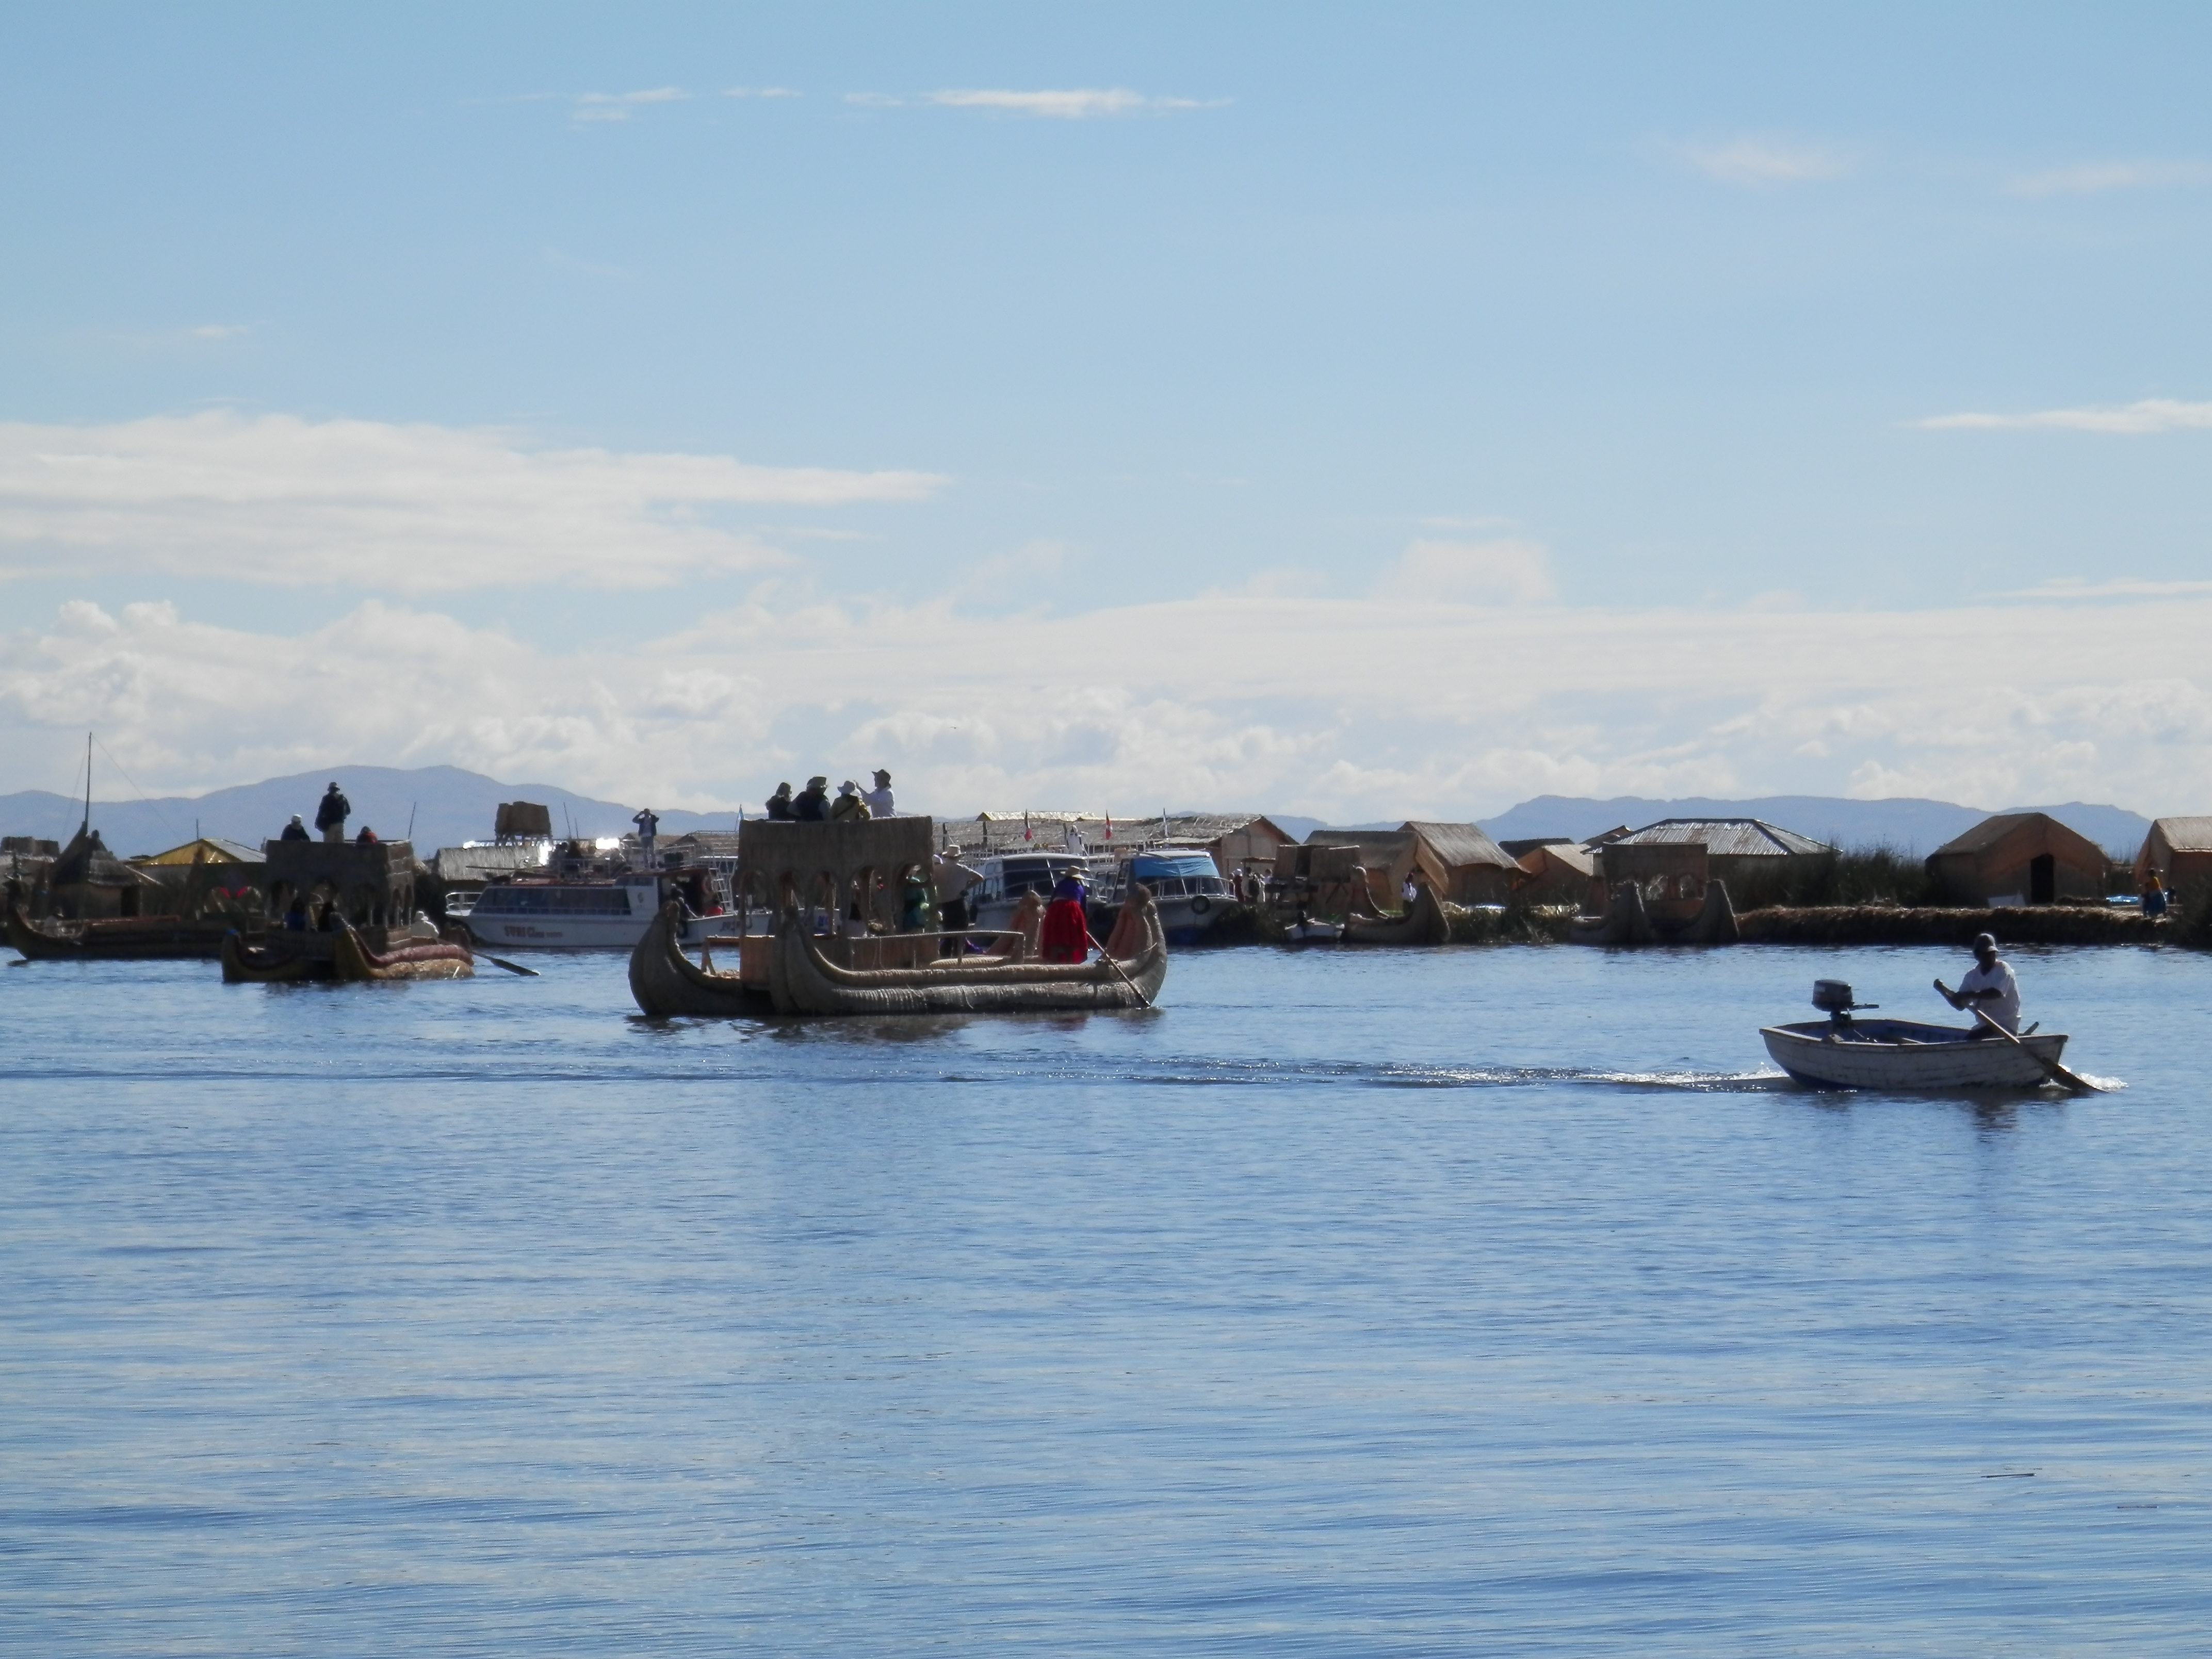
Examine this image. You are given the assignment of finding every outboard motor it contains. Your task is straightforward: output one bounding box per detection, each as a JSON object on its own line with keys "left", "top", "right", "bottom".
{"left": 1812, "top": 979, "right": 1876, "bottom": 1025}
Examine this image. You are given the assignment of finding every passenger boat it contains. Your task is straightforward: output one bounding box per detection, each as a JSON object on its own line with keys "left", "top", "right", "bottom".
{"left": 965, "top": 850, "right": 1112, "bottom": 934}
{"left": 1118, "top": 847, "right": 1238, "bottom": 945}
{"left": 464, "top": 871, "right": 734, "bottom": 951}
{"left": 8, "top": 904, "right": 233, "bottom": 961}
{"left": 1341, "top": 885, "right": 1452, "bottom": 946}
{"left": 629, "top": 887, "right": 1167, "bottom": 1018}
{"left": 1760, "top": 980, "right": 2070, "bottom": 1090}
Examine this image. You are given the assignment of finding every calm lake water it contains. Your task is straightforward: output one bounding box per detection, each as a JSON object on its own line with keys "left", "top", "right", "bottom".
{"left": 4, "top": 940, "right": 2208, "bottom": 1654}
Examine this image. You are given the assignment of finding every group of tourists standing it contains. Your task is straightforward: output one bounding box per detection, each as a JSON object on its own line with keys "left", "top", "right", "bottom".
{"left": 763, "top": 769, "right": 896, "bottom": 823}
{"left": 277, "top": 783, "right": 381, "bottom": 848}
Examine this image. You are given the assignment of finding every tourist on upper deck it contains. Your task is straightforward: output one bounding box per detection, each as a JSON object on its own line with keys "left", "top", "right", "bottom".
{"left": 794, "top": 777, "right": 830, "bottom": 822}
{"left": 864, "top": 769, "right": 895, "bottom": 817}
{"left": 1935, "top": 933, "right": 2021, "bottom": 1035}
{"left": 632, "top": 807, "right": 660, "bottom": 866}
{"left": 829, "top": 780, "right": 871, "bottom": 821}
{"left": 354, "top": 825, "right": 379, "bottom": 845}
{"left": 315, "top": 782, "right": 350, "bottom": 844}
{"left": 279, "top": 815, "right": 311, "bottom": 842}
{"left": 766, "top": 782, "right": 796, "bottom": 821}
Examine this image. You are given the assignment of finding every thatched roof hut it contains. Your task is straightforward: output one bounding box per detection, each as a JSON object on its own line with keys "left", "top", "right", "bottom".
{"left": 2133, "top": 816, "right": 2212, "bottom": 894}
{"left": 1597, "top": 818, "right": 1833, "bottom": 903}
{"left": 1925, "top": 812, "right": 2106, "bottom": 907}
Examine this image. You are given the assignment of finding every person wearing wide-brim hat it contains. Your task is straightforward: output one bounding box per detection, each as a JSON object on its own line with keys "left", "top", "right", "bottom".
{"left": 1936, "top": 932, "right": 2021, "bottom": 1035}
{"left": 828, "top": 780, "right": 872, "bottom": 821}
{"left": 864, "top": 768, "right": 895, "bottom": 818}
{"left": 793, "top": 776, "right": 831, "bottom": 822}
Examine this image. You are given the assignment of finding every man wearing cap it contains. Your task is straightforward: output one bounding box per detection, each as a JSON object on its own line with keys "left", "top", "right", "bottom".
{"left": 279, "top": 814, "right": 312, "bottom": 842}
{"left": 793, "top": 777, "right": 830, "bottom": 822}
{"left": 863, "top": 769, "right": 895, "bottom": 818}
{"left": 1935, "top": 933, "right": 2021, "bottom": 1035}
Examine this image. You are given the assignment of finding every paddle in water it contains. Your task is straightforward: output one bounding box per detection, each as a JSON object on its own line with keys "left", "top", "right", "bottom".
{"left": 1971, "top": 1005, "right": 2099, "bottom": 1094}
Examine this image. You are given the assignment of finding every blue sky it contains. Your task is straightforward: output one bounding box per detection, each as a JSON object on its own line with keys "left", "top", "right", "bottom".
{"left": 3, "top": 4, "right": 2209, "bottom": 816}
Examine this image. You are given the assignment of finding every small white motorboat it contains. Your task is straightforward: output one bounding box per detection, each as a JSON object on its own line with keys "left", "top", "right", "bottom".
{"left": 1761, "top": 979, "right": 2071, "bottom": 1091}
{"left": 1279, "top": 917, "right": 1343, "bottom": 944}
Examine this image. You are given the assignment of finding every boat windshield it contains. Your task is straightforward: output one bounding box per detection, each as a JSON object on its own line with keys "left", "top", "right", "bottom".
{"left": 1130, "top": 853, "right": 1226, "bottom": 898}
{"left": 474, "top": 885, "right": 637, "bottom": 915}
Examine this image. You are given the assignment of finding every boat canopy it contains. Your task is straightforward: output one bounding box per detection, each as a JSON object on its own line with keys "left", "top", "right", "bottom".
{"left": 1130, "top": 852, "right": 1219, "bottom": 881}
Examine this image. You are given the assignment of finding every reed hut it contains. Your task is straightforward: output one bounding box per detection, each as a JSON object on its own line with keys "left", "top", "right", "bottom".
{"left": 1504, "top": 838, "right": 1604, "bottom": 908}
{"left": 2133, "top": 817, "right": 2212, "bottom": 895}
{"left": 1399, "top": 822, "right": 1520, "bottom": 905}
{"left": 1925, "top": 812, "right": 2106, "bottom": 907}
{"left": 131, "top": 837, "right": 266, "bottom": 919}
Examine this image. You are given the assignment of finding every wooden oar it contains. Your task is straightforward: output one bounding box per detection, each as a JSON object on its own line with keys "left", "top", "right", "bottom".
{"left": 1973, "top": 1005, "right": 2098, "bottom": 1094}
{"left": 1083, "top": 922, "right": 1152, "bottom": 1010}
{"left": 480, "top": 953, "right": 540, "bottom": 977}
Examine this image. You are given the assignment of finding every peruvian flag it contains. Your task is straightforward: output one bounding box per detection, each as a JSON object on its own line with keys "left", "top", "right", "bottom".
{"left": 1104, "top": 812, "right": 1114, "bottom": 841}
{"left": 1023, "top": 811, "right": 1033, "bottom": 842}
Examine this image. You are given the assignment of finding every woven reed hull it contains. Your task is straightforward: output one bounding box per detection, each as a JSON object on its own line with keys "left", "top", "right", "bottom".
{"left": 628, "top": 905, "right": 777, "bottom": 1018}
{"left": 8, "top": 904, "right": 231, "bottom": 961}
{"left": 221, "top": 932, "right": 330, "bottom": 982}
{"left": 333, "top": 928, "right": 474, "bottom": 982}
{"left": 769, "top": 895, "right": 1166, "bottom": 1015}
{"left": 1341, "top": 887, "right": 1452, "bottom": 946}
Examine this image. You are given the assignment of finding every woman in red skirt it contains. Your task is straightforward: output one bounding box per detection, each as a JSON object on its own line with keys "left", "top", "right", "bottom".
{"left": 1039, "top": 872, "right": 1090, "bottom": 964}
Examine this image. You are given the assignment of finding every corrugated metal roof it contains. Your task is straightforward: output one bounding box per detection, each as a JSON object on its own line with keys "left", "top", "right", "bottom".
{"left": 1305, "top": 828, "right": 1414, "bottom": 854}
{"left": 1401, "top": 821, "right": 1519, "bottom": 870}
{"left": 1611, "top": 818, "right": 1834, "bottom": 857}
{"left": 2152, "top": 816, "right": 2212, "bottom": 854}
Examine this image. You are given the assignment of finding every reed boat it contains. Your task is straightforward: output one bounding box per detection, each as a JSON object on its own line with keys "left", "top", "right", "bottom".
{"left": 221, "top": 920, "right": 471, "bottom": 983}
{"left": 9, "top": 903, "right": 234, "bottom": 962}
{"left": 629, "top": 887, "right": 1166, "bottom": 1018}
{"left": 1340, "top": 886, "right": 1452, "bottom": 946}
{"left": 333, "top": 923, "right": 473, "bottom": 982}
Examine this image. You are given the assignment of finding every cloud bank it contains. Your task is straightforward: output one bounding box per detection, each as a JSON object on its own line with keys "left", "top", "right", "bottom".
{"left": 1918, "top": 399, "right": 2212, "bottom": 433}
{"left": 6, "top": 587, "right": 2207, "bottom": 820}
{"left": 0, "top": 413, "right": 945, "bottom": 592}
{"left": 2007, "top": 159, "right": 2212, "bottom": 198}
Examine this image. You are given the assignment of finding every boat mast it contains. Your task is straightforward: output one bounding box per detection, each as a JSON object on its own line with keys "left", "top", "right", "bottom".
{"left": 81, "top": 732, "right": 92, "bottom": 836}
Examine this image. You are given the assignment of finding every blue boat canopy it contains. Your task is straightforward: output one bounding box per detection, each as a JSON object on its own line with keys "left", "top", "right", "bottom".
{"left": 1130, "top": 852, "right": 1218, "bottom": 880}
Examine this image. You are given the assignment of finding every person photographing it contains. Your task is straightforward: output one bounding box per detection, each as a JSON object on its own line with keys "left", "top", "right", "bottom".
{"left": 1935, "top": 932, "right": 2021, "bottom": 1036}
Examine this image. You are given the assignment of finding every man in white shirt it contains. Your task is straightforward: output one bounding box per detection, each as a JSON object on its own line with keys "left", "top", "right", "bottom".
{"left": 863, "top": 769, "right": 895, "bottom": 818}
{"left": 1935, "top": 933, "right": 2021, "bottom": 1034}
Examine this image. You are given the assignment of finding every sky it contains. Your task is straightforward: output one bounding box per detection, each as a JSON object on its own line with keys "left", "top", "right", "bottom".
{"left": 3, "top": 3, "right": 2209, "bottom": 819}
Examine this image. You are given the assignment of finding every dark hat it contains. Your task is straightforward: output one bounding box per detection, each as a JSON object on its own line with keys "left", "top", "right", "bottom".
{"left": 1971, "top": 932, "right": 1998, "bottom": 952}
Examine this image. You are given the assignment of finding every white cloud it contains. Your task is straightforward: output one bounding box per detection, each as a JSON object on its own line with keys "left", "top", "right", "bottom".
{"left": 843, "top": 92, "right": 905, "bottom": 108}
{"left": 722, "top": 86, "right": 800, "bottom": 100}
{"left": 926, "top": 88, "right": 1217, "bottom": 119}
{"left": 2012, "top": 577, "right": 2212, "bottom": 599}
{"left": 1917, "top": 398, "right": 2212, "bottom": 433}
{"left": 2007, "top": 159, "right": 2212, "bottom": 198}
{"left": 1678, "top": 137, "right": 1851, "bottom": 186}
{"left": 1383, "top": 537, "right": 1555, "bottom": 605}
{"left": 573, "top": 87, "right": 690, "bottom": 123}
{"left": 0, "top": 413, "right": 946, "bottom": 593}
{"left": 7, "top": 587, "right": 2209, "bottom": 818}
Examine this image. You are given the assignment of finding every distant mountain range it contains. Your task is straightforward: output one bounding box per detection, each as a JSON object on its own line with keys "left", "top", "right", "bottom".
{"left": 1472, "top": 794, "right": 2153, "bottom": 859}
{"left": 0, "top": 765, "right": 742, "bottom": 858}
{"left": 0, "top": 766, "right": 2157, "bottom": 862}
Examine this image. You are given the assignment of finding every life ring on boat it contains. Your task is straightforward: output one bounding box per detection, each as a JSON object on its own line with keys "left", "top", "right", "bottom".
{"left": 1190, "top": 895, "right": 1212, "bottom": 916}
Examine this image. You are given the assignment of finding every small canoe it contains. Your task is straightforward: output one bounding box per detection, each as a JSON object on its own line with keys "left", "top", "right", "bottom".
{"left": 9, "top": 903, "right": 233, "bottom": 962}
{"left": 1278, "top": 917, "right": 1343, "bottom": 944}
{"left": 1341, "top": 886, "right": 1452, "bottom": 946}
{"left": 1761, "top": 1017, "right": 2071, "bottom": 1091}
